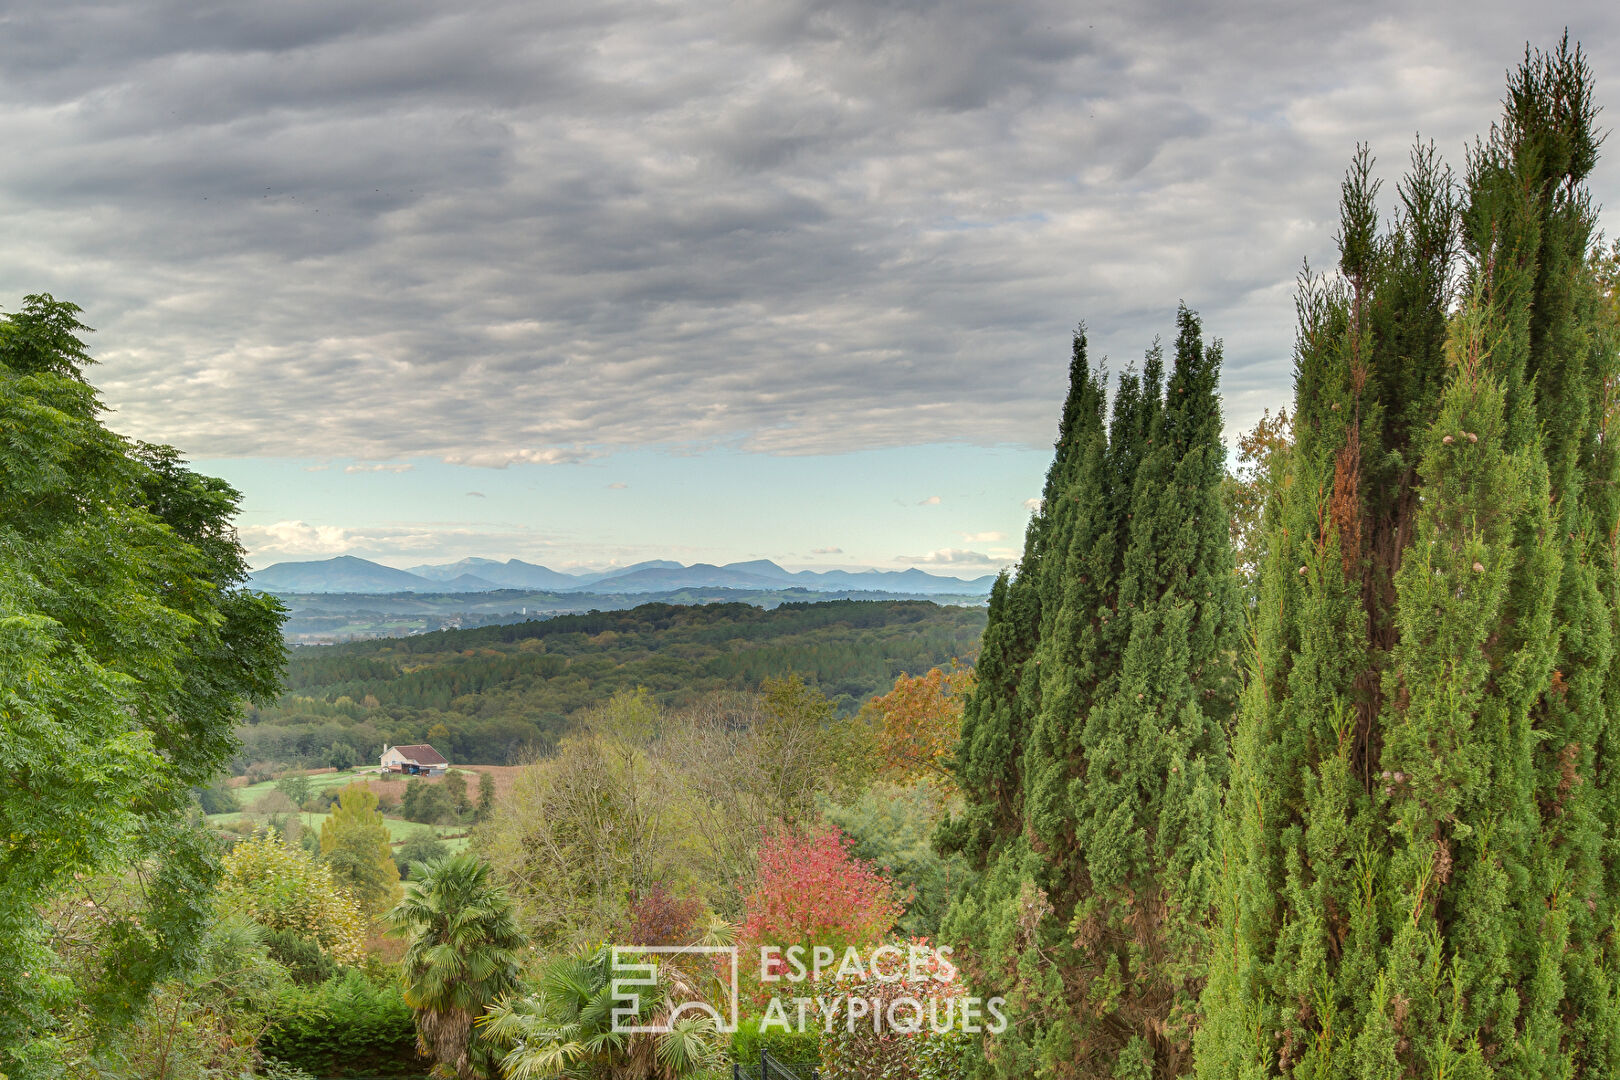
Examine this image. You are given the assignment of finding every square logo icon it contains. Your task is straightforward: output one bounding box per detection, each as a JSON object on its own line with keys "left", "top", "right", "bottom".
{"left": 610, "top": 944, "right": 740, "bottom": 1034}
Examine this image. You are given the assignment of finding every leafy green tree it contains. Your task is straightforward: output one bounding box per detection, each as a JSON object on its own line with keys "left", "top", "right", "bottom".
{"left": 757, "top": 674, "right": 875, "bottom": 820}
{"left": 320, "top": 784, "right": 403, "bottom": 916}
{"left": 443, "top": 770, "right": 471, "bottom": 815}
{"left": 327, "top": 742, "right": 360, "bottom": 771}
{"left": 827, "top": 780, "right": 966, "bottom": 939}
{"left": 220, "top": 831, "right": 367, "bottom": 967}
{"left": 0, "top": 295, "right": 284, "bottom": 1073}
{"left": 277, "top": 773, "right": 314, "bottom": 807}
{"left": 395, "top": 834, "right": 452, "bottom": 880}
{"left": 403, "top": 778, "right": 456, "bottom": 824}
{"left": 197, "top": 779, "right": 243, "bottom": 816}
{"left": 666, "top": 685, "right": 879, "bottom": 913}
{"left": 401, "top": 776, "right": 424, "bottom": 821}
{"left": 476, "top": 770, "right": 497, "bottom": 821}
{"left": 86, "top": 913, "right": 290, "bottom": 1080}
{"left": 389, "top": 854, "right": 525, "bottom": 1080}
{"left": 479, "top": 720, "right": 685, "bottom": 948}
{"left": 1196, "top": 40, "right": 1620, "bottom": 1078}
{"left": 940, "top": 310, "right": 1239, "bottom": 1077}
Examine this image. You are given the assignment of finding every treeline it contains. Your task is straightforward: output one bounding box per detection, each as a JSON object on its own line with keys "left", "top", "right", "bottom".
{"left": 240, "top": 600, "right": 985, "bottom": 770}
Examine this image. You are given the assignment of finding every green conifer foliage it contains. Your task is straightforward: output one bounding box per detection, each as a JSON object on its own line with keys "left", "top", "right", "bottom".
{"left": 944, "top": 331, "right": 1099, "bottom": 869}
{"left": 1463, "top": 38, "right": 1620, "bottom": 1075}
{"left": 1196, "top": 40, "right": 1619, "bottom": 1078}
{"left": 942, "top": 310, "right": 1239, "bottom": 1078}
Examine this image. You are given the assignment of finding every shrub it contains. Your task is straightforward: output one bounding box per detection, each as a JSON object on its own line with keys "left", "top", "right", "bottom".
{"left": 394, "top": 833, "right": 450, "bottom": 879}
{"left": 401, "top": 777, "right": 455, "bottom": 824}
{"left": 219, "top": 831, "right": 367, "bottom": 965}
{"left": 624, "top": 882, "right": 705, "bottom": 946}
{"left": 196, "top": 780, "right": 242, "bottom": 815}
{"left": 818, "top": 946, "right": 974, "bottom": 1080}
{"left": 264, "top": 927, "right": 339, "bottom": 986}
{"left": 246, "top": 761, "right": 280, "bottom": 785}
{"left": 260, "top": 969, "right": 419, "bottom": 1076}
{"left": 254, "top": 789, "right": 298, "bottom": 815}
{"left": 259, "top": 1060, "right": 319, "bottom": 1080}
{"left": 731, "top": 1015, "right": 820, "bottom": 1068}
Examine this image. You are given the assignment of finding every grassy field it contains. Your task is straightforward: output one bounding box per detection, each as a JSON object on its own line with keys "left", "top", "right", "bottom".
{"left": 230, "top": 765, "right": 521, "bottom": 802}
{"left": 207, "top": 809, "right": 471, "bottom": 852}
{"left": 216, "top": 765, "right": 517, "bottom": 856}
{"left": 229, "top": 765, "right": 436, "bottom": 800}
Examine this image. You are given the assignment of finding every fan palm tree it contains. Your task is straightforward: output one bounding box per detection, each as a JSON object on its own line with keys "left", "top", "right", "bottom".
{"left": 389, "top": 853, "right": 526, "bottom": 1079}
{"left": 479, "top": 943, "right": 721, "bottom": 1080}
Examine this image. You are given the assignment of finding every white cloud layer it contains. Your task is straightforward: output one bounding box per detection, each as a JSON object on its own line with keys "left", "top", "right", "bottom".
{"left": 1, "top": 2, "right": 1615, "bottom": 467}
{"left": 899, "top": 547, "right": 998, "bottom": 567}
{"left": 237, "top": 518, "right": 669, "bottom": 568}
{"left": 343, "top": 462, "right": 414, "bottom": 473}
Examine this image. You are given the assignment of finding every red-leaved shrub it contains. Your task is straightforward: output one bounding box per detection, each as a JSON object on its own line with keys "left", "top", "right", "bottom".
{"left": 737, "top": 825, "right": 903, "bottom": 1001}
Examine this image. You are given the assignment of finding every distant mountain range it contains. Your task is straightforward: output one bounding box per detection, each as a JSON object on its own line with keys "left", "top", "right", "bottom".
{"left": 250, "top": 554, "right": 997, "bottom": 596}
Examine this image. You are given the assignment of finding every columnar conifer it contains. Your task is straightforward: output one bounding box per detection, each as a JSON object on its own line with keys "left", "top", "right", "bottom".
{"left": 1195, "top": 39, "right": 1620, "bottom": 1078}
{"left": 942, "top": 309, "right": 1240, "bottom": 1078}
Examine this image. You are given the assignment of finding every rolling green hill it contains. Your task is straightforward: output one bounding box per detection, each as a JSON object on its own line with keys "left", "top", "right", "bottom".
{"left": 237, "top": 599, "right": 986, "bottom": 771}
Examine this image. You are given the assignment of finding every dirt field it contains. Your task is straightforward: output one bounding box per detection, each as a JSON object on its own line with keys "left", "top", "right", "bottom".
{"left": 358, "top": 764, "right": 525, "bottom": 807}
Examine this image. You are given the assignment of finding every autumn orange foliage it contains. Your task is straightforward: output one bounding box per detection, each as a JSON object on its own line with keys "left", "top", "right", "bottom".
{"left": 862, "top": 665, "right": 975, "bottom": 787}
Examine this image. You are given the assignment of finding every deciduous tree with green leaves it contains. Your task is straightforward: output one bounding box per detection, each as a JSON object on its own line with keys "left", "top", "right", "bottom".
{"left": 476, "top": 770, "right": 497, "bottom": 821}
{"left": 220, "top": 831, "right": 367, "bottom": 967}
{"left": 0, "top": 295, "right": 284, "bottom": 1076}
{"left": 320, "top": 784, "right": 403, "bottom": 917}
{"left": 443, "top": 769, "right": 471, "bottom": 816}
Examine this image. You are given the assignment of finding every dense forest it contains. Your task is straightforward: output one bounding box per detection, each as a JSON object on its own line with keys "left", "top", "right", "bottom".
{"left": 272, "top": 584, "right": 992, "bottom": 644}
{"left": 6, "top": 34, "right": 1620, "bottom": 1080}
{"left": 241, "top": 600, "right": 985, "bottom": 770}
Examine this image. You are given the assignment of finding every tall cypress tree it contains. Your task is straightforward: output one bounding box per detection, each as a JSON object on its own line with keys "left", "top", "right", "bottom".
{"left": 1463, "top": 38, "right": 1620, "bottom": 1074}
{"left": 947, "top": 330, "right": 1103, "bottom": 874}
{"left": 1196, "top": 39, "right": 1619, "bottom": 1078}
{"left": 942, "top": 309, "right": 1240, "bottom": 1078}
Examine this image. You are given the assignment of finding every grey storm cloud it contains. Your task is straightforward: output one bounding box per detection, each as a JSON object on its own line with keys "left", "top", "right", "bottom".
{"left": 1, "top": 0, "right": 1616, "bottom": 464}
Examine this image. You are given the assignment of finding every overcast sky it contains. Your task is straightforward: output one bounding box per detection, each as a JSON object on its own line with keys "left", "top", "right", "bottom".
{"left": 3, "top": 1, "right": 1616, "bottom": 572}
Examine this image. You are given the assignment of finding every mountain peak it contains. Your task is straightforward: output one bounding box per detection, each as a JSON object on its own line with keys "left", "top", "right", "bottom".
{"left": 251, "top": 555, "right": 1000, "bottom": 597}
